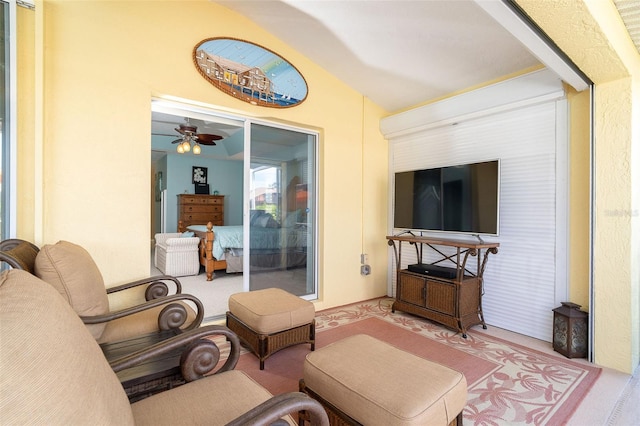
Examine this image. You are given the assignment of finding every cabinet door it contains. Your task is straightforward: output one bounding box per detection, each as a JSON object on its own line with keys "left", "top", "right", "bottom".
{"left": 398, "top": 272, "right": 426, "bottom": 306}
{"left": 425, "top": 279, "right": 456, "bottom": 315}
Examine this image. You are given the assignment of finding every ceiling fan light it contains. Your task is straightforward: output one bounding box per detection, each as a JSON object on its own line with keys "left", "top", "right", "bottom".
{"left": 193, "top": 144, "right": 201, "bottom": 155}
{"left": 182, "top": 141, "right": 191, "bottom": 152}
{"left": 177, "top": 144, "right": 184, "bottom": 154}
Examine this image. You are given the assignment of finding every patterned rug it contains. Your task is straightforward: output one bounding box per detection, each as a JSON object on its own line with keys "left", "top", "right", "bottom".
{"left": 233, "top": 297, "right": 601, "bottom": 425}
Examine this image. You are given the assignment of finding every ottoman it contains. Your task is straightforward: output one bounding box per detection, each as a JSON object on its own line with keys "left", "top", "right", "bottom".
{"left": 300, "top": 334, "right": 467, "bottom": 426}
{"left": 226, "top": 288, "right": 315, "bottom": 370}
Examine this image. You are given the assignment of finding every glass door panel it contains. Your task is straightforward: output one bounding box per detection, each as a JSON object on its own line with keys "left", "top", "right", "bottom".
{"left": 248, "top": 123, "right": 316, "bottom": 298}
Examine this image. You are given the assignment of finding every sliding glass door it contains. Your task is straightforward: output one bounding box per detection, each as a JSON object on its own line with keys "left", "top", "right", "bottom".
{"left": 247, "top": 123, "right": 316, "bottom": 298}
{"left": 151, "top": 100, "right": 318, "bottom": 308}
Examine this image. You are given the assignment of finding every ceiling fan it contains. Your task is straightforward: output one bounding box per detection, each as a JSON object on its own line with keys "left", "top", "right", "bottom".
{"left": 171, "top": 119, "right": 223, "bottom": 154}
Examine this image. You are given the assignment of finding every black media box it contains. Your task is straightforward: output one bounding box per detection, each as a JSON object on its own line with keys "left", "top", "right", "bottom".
{"left": 407, "top": 263, "right": 458, "bottom": 279}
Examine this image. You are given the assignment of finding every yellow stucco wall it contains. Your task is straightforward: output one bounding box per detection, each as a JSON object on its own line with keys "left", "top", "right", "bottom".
{"left": 517, "top": 0, "right": 640, "bottom": 374}
{"left": 20, "top": 0, "right": 389, "bottom": 311}
{"left": 566, "top": 86, "right": 591, "bottom": 309}
{"left": 17, "top": 5, "right": 36, "bottom": 242}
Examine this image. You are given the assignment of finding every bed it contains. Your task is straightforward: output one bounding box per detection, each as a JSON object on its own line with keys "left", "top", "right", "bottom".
{"left": 179, "top": 210, "right": 307, "bottom": 281}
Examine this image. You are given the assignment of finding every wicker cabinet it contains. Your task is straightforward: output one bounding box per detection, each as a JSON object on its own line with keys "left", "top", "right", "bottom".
{"left": 177, "top": 194, "right": 224, "bottom": 230}
{"left": 387, "top": 235, "right": 499, "bottom": 338}
{"left": 394, "top": 270, "right": 480, "bottom": 337}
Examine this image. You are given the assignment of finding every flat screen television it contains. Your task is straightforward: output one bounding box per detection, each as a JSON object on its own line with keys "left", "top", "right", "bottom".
{"left": 394, "top": 160, "right": 500, "bottom": 236}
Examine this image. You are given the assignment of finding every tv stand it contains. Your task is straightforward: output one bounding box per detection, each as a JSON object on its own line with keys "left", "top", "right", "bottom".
{"left": 386, "top": 235, "right": 499, "bottom": 338}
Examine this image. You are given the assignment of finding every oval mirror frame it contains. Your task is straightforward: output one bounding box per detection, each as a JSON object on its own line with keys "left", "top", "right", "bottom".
{"left": 193, "top": 37, "right": 308, "bottom": 108}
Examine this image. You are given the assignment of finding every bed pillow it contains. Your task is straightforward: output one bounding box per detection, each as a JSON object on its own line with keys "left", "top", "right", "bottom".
{"left": 250, "top": 210, "right": 279, "bottom": 228}
{"left": 180, "top": 231, "right": 195, "bottom": 237}
{"left": 254, "top": 212, "right": 279, "bottom": 228}
{"left": 249, "top": 210, "right": 263, "bottom": 225}
{"left": 283, "top": 209, "right": 300, "bottom": 228}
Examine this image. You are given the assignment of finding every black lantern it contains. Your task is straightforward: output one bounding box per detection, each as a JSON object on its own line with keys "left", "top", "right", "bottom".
{"left": 552, "top": 302, "right": 588, "bottom": 358}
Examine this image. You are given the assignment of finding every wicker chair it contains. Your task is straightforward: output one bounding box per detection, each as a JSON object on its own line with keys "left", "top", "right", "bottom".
{"left": 0, "top": 238, "right": 204, "bottom": 345}
{"left": 0, "top": 269, "right": 329, "bottom": 425}
{"left": 154, "top": 232, "right": 200, "bottom": 277}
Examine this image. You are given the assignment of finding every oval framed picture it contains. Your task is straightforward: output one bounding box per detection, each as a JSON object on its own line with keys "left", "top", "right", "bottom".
{"left": 193, "top": 37, "right": 308, "bottom": 108}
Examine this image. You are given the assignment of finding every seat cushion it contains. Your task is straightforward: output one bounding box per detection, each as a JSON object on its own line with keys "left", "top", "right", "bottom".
{"left": 304, "top": 334, "right": 467, "bottom": 426}
{"left": 131, "top": 370, "right": 294, "bottom": 426}
{"left": 228, "top": 288, "right": 315, "bottom": 334}
{"left": 34, "top": 240, "right": 109, "bottom": 340}
{"left": 0, "top": 270, "right": 134, "bottom": 425}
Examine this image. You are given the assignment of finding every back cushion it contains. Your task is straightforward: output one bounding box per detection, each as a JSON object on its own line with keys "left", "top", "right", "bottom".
{"left": 0, "top": 269, "right": 134, "bottom": 424}
{"left": 34, "top": 241, "right": 109, "bottom": 340}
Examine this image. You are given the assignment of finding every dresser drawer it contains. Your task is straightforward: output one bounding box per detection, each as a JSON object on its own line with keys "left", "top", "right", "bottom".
{"left": 181, "top": 212, "right": 223, "bottom": 223}
{"left": 180, "top": 195, "right": 223, "bottom": 205}
{"left": 180, "top": 204, "right": 223, "bottom": 214}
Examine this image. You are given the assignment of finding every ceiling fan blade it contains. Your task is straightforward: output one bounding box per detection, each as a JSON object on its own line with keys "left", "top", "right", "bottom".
{"left": 170, "top": 138, "right": 183, "bottom": 144}
{"left": 176, "top": 124, "right": 198, "bottom": 135}
{"left": 196, "top": 133, "right": 223, "bottom": 145}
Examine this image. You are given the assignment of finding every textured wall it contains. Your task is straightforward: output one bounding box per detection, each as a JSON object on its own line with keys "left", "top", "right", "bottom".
{"left": 516, "top": 0, "right": 640, "bottom": 374}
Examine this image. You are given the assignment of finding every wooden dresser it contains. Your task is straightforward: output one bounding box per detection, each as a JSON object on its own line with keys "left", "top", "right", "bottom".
{"left": 177, "top": 194, "right": 224, "bottom": 230}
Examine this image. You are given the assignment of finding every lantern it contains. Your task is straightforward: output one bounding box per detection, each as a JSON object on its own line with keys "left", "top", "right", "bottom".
{"left": 552, "top": 302, "right": 588, "bottom": 358}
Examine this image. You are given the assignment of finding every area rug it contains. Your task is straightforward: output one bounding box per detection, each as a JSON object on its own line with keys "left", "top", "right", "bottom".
{"left": 229, "top": 297, "right": 601, "bottom": 425}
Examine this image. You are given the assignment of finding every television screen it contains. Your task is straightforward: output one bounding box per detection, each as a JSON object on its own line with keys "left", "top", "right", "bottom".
{"left": 394, "top": 160, "right": 499, "bottom": 235}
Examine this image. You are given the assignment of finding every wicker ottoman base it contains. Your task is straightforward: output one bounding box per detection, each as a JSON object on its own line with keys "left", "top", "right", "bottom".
{"left": 226, "top": 311, "right": 315, "bottom": 370}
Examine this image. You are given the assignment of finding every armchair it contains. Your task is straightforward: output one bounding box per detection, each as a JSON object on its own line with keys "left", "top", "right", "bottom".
{"left": 154, "top": 232, "right": 200, "bottom": 277}
{"left": 0, "top": 269, "right": 329, "bottom": 425}
{"left": 0, "top": 239, "right": 204, "bottom": 345}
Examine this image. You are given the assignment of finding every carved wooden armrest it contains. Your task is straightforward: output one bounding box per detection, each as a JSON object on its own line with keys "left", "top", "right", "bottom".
{"left": 226, "top": 392, "right": 329, "bottom": 426}
{"left": 108, "top": 325, "right": 241, "bottom": 381}
{"left": 106, "top": 275, "right": 183, "bottom": 299}
{"left": 80, "top": 293, "right": 204, "bottom": 331}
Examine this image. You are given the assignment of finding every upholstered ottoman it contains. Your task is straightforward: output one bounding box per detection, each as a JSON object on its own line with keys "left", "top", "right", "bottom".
{"left": 300, "top": 334, "right": 467, "bottom": 426}
{"left": 226, "top": 288, "right": 315, "bottom": 370}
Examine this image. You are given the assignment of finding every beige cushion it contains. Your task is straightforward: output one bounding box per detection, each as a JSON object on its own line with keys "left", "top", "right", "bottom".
{"left": 34, "top": 240, "right": 109, "bottom": 340}
{"left": 228, "top": 288, "right": 315, "bottom": 334}
{"left": 131, "top": 370, "right": 294, "bottom": 426}
{"left": 304, "top": 334, "right": 468, "bottom": 426}
{"left": 0, "top": 269, "right": 134, "bottom": 425}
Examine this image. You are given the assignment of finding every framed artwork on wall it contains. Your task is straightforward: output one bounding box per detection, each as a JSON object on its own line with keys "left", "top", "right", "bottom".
{"left": 193, "top": 37, "right": 308, "bottom": 108}
{"left": 192, "top": 166, "right": 208, "bottom": 184}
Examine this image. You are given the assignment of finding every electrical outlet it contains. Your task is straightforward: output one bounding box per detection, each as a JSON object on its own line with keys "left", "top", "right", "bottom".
{"left": 360, "top": 264, "right": 371, "bottom": 275}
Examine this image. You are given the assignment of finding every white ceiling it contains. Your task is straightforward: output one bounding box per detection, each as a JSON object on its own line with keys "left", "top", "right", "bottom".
{"left": 215, "top": 0, "right": 542, "bottom": 112}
